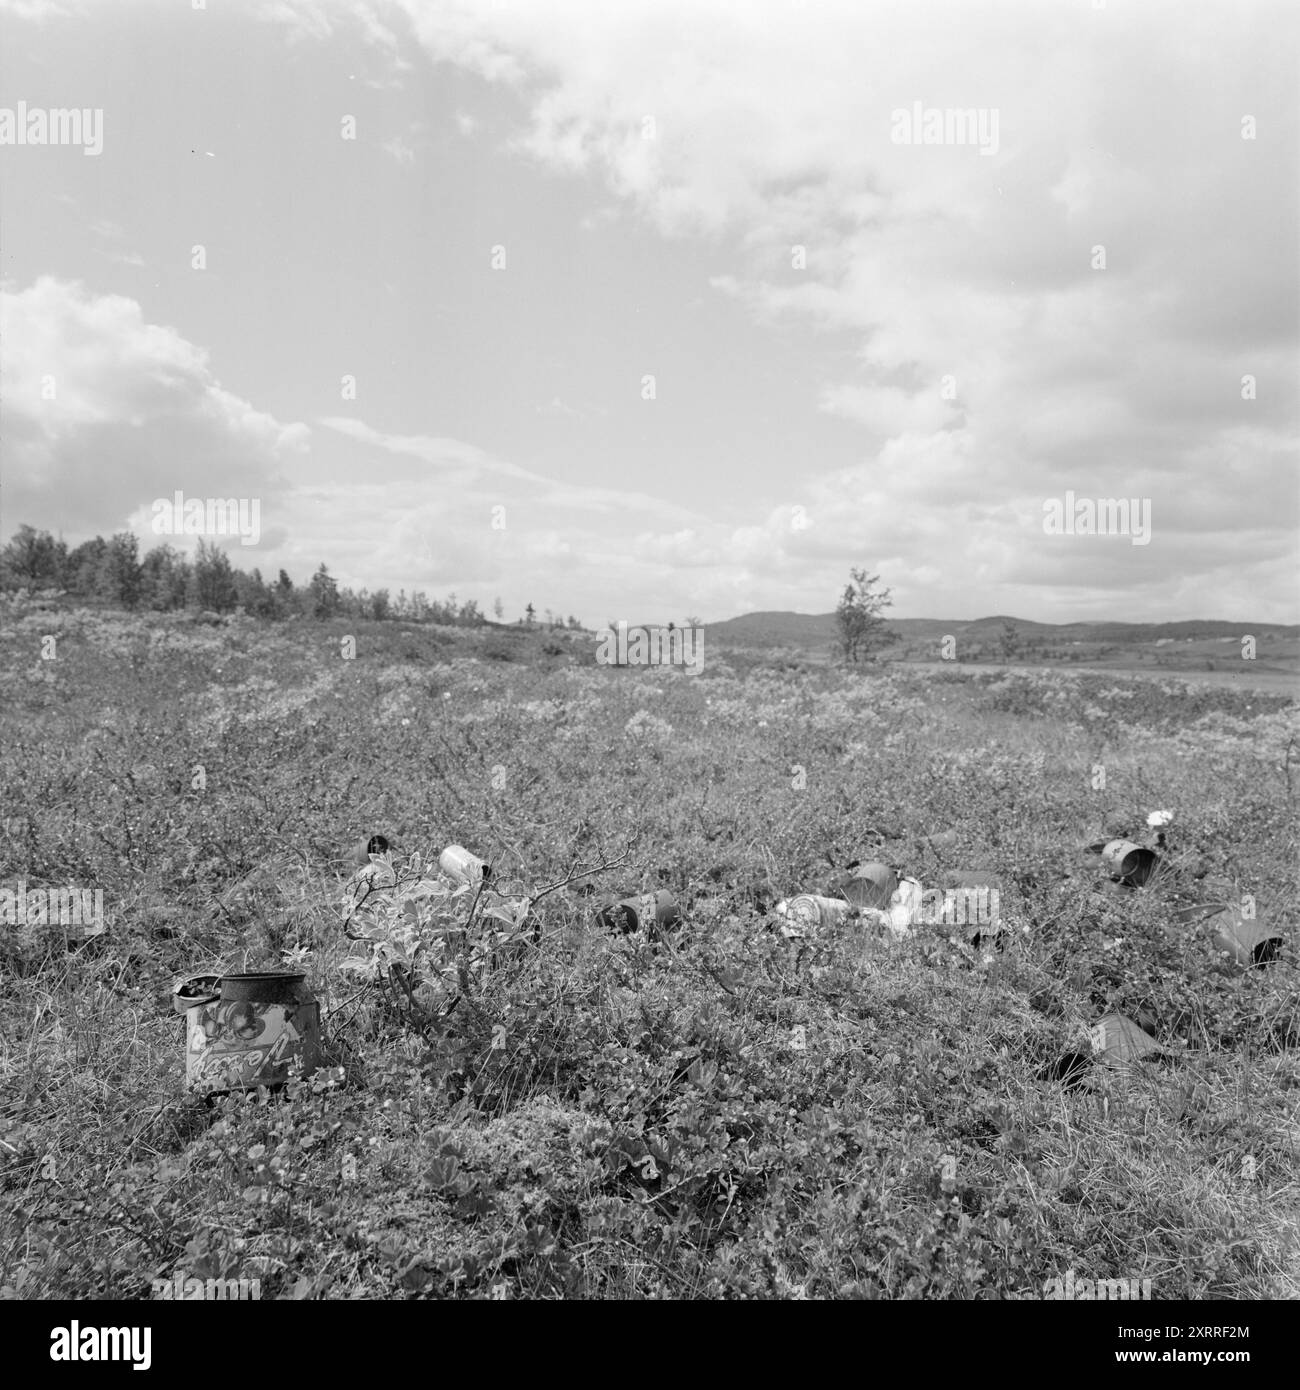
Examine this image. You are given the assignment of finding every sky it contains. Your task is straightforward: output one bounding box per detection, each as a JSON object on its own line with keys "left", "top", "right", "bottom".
{"left": 1, "top": 0, "right": 1297, "bottom": 625}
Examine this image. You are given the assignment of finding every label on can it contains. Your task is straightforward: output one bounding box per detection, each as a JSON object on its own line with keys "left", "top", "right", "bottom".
{"left": 185, "top": 998, "right": 321, "bottom": 1091}
{"left": 786, "top": 895, "right": 849, "bottom": 929}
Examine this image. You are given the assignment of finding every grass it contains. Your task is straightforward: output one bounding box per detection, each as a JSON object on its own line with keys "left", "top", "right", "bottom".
{"left": 1, "top": 600, "right": 1297, "bottom": 1299}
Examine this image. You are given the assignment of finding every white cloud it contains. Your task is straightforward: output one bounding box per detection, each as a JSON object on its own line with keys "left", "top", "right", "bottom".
{"left": 0, "top": 277, "right": 308, "bottom": 537}
{"left": 376, "top": 0, "right": 1297, "bottom": 617}
{"left": 258, "top": 0, "right": 404, "bottom": 56}
{"left": 0, "top": 0, "right": 81, "bottom": 18}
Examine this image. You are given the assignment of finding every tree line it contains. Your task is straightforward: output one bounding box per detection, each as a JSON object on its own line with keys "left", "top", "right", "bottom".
{"left": 0, "top": 524, "right": 577, "bottom": 628}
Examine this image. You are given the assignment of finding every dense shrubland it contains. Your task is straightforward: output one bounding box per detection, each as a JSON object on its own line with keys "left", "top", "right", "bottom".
{"left": 1, "top": 604, "right": 1296, "bottom": 1298}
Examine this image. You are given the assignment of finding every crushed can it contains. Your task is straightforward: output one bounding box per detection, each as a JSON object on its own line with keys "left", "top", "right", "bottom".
{"left": 1100, "top": 839, "right": 1159, "bottom": 888}
{"left": 597, "top": 889, "right": 681, "bottom": 934}
{"left": 440, "top": 844, "right": 490, "bottom": 886}
{"left": 181, "top": 970, "right": 322, "bottom": 1093}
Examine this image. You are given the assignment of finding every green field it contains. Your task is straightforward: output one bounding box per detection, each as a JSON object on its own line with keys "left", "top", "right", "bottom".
{"left": 2, "top": 603, "right": 1298, "bottom": 1299}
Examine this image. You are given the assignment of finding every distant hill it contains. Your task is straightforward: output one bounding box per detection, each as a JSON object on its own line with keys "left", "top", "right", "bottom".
{"left": 704, "top": 610, "right": 1299, "bottom": 650}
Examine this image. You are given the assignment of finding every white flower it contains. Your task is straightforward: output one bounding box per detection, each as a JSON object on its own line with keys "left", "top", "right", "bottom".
{"left": 1146, "top": 809, "right": 1174, "bottom": 827}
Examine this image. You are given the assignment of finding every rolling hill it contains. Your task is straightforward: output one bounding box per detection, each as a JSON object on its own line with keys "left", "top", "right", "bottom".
{"left": 702, "top": 610, "right": 1299, "bottom": 650}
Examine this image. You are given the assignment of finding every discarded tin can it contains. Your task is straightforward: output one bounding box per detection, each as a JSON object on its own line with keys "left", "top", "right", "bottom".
{"left": 780, "top": 894, "right": 851, "bottom": 930}
{"left": 172, "top": 972, "right": 221, "bottom": 1016}
{"left": 348, "top": 832, "right": 393, "bottom": 871}
{"left": 440, "top": 844, "right": 490, "bottom": 886}
{"left": 1089, "top": 1012, "right": 1163, "bottom": 1070}
{"left": 597, "top": 889, "right": 681, "bottom": 934}
{"left": 1100, "top": 839, "right": 1159, "bottom": 888}
{"left": 835, "top": 862, "right": 897, "bottom": 911}
{"left": 183, "top": 971, "right": 322, "bottom": 1093}
{"left": 1203, "top": 905, "right": 1283, "bottom": 967}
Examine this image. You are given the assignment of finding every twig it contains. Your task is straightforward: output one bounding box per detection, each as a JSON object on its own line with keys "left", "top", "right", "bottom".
{"left": 529, "top": 845, "right": 632, "bottom": 905}
{"left": 323, "top": 985, "right": 370, "bottom": 1020}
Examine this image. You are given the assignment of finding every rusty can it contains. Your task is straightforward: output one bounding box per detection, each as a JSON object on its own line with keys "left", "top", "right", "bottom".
{"left": 597, "top": 889, "right": 681, "bottom": 934}
{"left": 1100, "top": 839, "right": 1159, "bottom": 887}
{"left": 183, "top": 970, "right": 322, "bottom": 1093}
{"left": 439, "top": 844, "right": 490, "bottom": 886}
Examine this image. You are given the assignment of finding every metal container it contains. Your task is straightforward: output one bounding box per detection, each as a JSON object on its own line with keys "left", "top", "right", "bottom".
{"left": 1090, "top": 1011, "right": 1163, "bottom": 1070}
{"left": 1100, "top": 839, "right": 1159, "bottom": 888}
{"left": 439, "top": 844, "right": 490, "bottom": 886}
{"left": 781, "top": 894, "right": 851, "bottom": 931}
{"left": 349, "top": 832, "right": 392, "bottom": 869}
{"left": 172, "top": 973, "right": 221, "bottom": 1016}
{"left": 183, "top": 970, "right": 322, "bottom": 1092}
{"left": 1206, "top": 906, "right": 1283, "bottom": 967}
{"left": 597, "top": 889, "right": 681, "bottom": 934}
{"left": 835, "top": 862, "right": 897, "bottom": 911}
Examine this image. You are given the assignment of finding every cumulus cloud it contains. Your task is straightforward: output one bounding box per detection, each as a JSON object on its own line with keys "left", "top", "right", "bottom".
{"left": 376, "top": 0, "right": 1297, "bottom": 618}
{"left": 0, "top": 277, "right": 309, "bottom": 538}
{"left": 6, "top": 1, "right": 1294, "bottom": 622}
